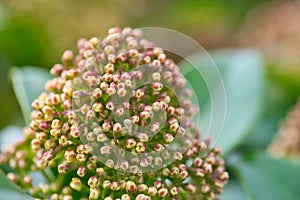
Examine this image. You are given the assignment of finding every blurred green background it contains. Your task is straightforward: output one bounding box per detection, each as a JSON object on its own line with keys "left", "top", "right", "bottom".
{"left": 1, "top": 0, "right": 300, "bottom": 199}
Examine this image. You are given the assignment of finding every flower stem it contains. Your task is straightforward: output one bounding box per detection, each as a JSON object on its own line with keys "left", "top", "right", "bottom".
{"left": 41, "top": 169, "right": 53, "bottom": 183}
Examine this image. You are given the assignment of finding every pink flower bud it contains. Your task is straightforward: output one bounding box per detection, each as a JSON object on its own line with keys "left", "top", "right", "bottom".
{"left": 70, "top": 178, "right": 82, "bottom": 191}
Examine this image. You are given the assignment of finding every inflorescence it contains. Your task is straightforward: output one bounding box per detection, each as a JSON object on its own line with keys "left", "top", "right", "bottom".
{"left": 0, "top": 27, "right": 228, "bottom": 200}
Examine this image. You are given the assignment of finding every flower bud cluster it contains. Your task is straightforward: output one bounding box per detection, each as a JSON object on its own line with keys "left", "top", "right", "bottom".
{"left": 0, "top": 27, "right": 228, "bottom": 200}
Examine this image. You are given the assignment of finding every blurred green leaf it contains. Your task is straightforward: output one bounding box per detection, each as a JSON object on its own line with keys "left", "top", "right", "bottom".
{"left": 231, "top": 152, "right": 300, "bottom": 200}
{"left": 0, "top": 126, "right": 23, "bottom": 149}
{"left": 220, "top": 179, "right": 248, "bottom": 200}
{"left": 182, "top": 49, "right": 265, "bottom": 154}
{"left": 0, "top": 170, "right": 33, "bottom": 200}
{"left": 10, "top": 67, "right": 51, "bottom": 125}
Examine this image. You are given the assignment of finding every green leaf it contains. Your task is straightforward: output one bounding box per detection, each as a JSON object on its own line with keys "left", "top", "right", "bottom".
{"left": 0, "top": 126, "right": 23, "bottom": 149}
{"left": 220, "top": 179, "right": 248, "bottom": 200}
{"left": 231, "top": 152, "right": 300, "bottom": 200}
{"left": 10, "top": 67, "right": 51, "bottom": 125}
{"left": 181, "top": 49, "right": 265, "bottom": 154}
{"left": 0, "top": 170, "right": 33, "bottom": 200}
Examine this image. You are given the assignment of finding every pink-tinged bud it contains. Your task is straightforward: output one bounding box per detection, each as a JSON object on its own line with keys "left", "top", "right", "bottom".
{"left": 104, "top": 45, "right": 115, "bottom": 55}
{"left": 70, "top": 128, "right": 80, "bottom": 138}
{"left": 50, "top": 64, "right": 64, "bottom": 76}
{"left": 23, "top": 175, "right": 32, "bottom": 186}
{"left": 154, "top": 181, "right": 162, "bottom": 189}
{"left": 51, "top": 119, "right": 62, "bottom": 129}
{"left": 152, "top": 82, "right": 163, "bottom": 92}
{"left": 104, "top": 197, "right": 113, "bottom": 200}
{"left": 86, "top": 110, "right": 96, "bottom": 120}
{"left": 123, "top": 102, "right": 130, "bottom": 110}
{"left": 203, "top": 162, "right": 212, "bottom": 174}
{"left": 30, "top": 121, "right": 39, "bottom": 131}
{"left": 147, "top": 186, "right": 157, "bottom": 196}
{"left": 45, "top": 138, "right": 56, "bottom": 149}
{"left": 140, "top": 157, "right": 150, "bottom": 168}
{"left": 103, "top": 180, "right": 111, "bottom": 190}
{"left": 120, "top": 161, "right": 129, "bottom": 171}
{"left": 158, "top": 188, "right": 168, "bottom": 198}
{"left": 50, "top": 128, "right": 61, "bottom": 137}
{"left": 206, "top": 155, "right": 216, "bottom": 165}
{"left": 220, "top": 171, "right": 229, "bottom": 181}
{"left": 185, "top": 149, "right": 194, "bottom": 158}
{"left": 173, "top": 152, "right": 183, "bottom": 161}
{"left": 194, "top": 157, "right": 203, "bottom": 167}
{"left": 215, "top": 180, "right": 225, "bottom": 189}
{"left": 96, "top": 168, "right": 106, "bottom": 176}
{"left": 113, "top": 123, "right": 122, "bottom": 133}
{"left": 162, "top": 168, "right": 170, "bottom": 177}
{"left": 100, "top": 145, "right": 112, "bottom": 156}
{"left": 7, "top": 173, "right": 18, "bottom": 183}
{"left": 128, "top": 49, "right": 138, "bottom": 58}
{"left": 80, "top": 104, "right": 90, "bottom": 115}
{"left": 58, "top": 163, "right": 69, "bottom": 174}
{"left": 167, "top": 106, "right": 176, "bottom": 115}
{"left": 104, "top": 63, "right": 115, "bottom": 74}
{"left": 160, "top": 101, "right": 168, "bottom": 110}
{"left": 196, "top": 168, "right": 205, "bottom": 178}
{"left": 93, "top": 88, "right": 102, "bottom": 99}
{"left": 31, "top": 139, "right": 41, "bottom": 151}
{"left": 136, "top": 88, "right": 145, "bottom": 98}
{"left": 102, "top": 73, "right": 113, "bottom": 82}
{"left": 143, "top": 55, "right": 151, "bottom": 64}
{"left": 170, "top": 123, "right": 179, "bottom": 132}
{"left": 121, "top": 194, "right": 130, "bottom": 200}
{"left": 153, "top": 156, "right": 163, "bottom": 167}
{"left": 186, "top": 184, "right": 197, "bottom": 193}
{"left": 151, "top": 72, "right": 161, "bottom": 82}
{"left": 100, "top": 82, "right": 109, "bottom": 91}
{"left": 102, "top": 122, "right": 112, "bottom": 132}
{"left": 58, "top": 135, "right": 68, "bottom": 146}
{"left": 115, "top": 108, "right": 124, "bottom": 117}
{"left": 62, "top": 50, "right": 74, "bottom": 66}
{"left": 170, "top": 186, "right": 178, "bottom": 196}
{"left": 97, "top": 133, "right": 108, "bottom": 143}
{"left": 92, "top": 102, "right": 104, "bottom": 112}
{"left": 154, "top": 143, "right": 164, "bottom": 152}
{"left": 76, "top": 153, "right": 87, "bottom": 162}
{"left": 150, "top": 122, "right": 160, "bottom": 133}
{"left": 138, "top": 184, "right": 148, "bottom": 192}
{"left": 140, "top": 110, "right": 150, "bottom": 120}
{"left": 105, "top": 159, "right": 114, "bottom": 168}
{"left": 110, "top": 181, "right": 121, "bottom": 191}
{"left": 117, "top": 52, "right": 127, "bottom": 62}
{"left": 39, "top": 121, "right": 50, "bottom": 130}
{"left": 77, "top": 166, "right": 87, "bottom": 177}
{"left": 64, "top": 150, "right": 76, "bottom": 163}
{"left": 170, "top": 167, "right": 179, "bottom": 177}
{"left": 36, "top": 132, "right": 47, "bottom": 141}
{"left": 130, "top": 115, "right": 139, "bottom": 124}
{"left": 117, "top": 88, "right": 127, "bottom": 97}
{"left": 164, "top": 133, "right": 174, "bottom": 143}
{"left": 126, "top": 138, "right": 136, "bottom": 149}
{"left": 88, "top": 176, "right": 99, "bottom": 188}
{"left": 87, "top": 161, "right": 97, "bottom": 170}
{"left": 70, "top": 178, "right": 82, "bottom": 191}
{"left": 201, "top": 185, "right": 210, "bottom": 194}
{"left": 136, "top": 142, "right": 146, "bottom": 153}
{"left": 31, "top": 99, "right": 41, "bottom": 110}
{"left": 179, "top": 171, "right": 189, "bottom": 180}
{"left": 51, "top": 94, "right": 61, "bottom": 105}
{"left": 90, "top": 37, "right": 99, "bottom": 46}
{"left": 89, "top": 188, "right": 100, "bottom": 200}
{"left": 137, "top": 133, "right": 149, "bottom": 142}
{"left": 125, "top": 181, "right": 137, "bottom": 192}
